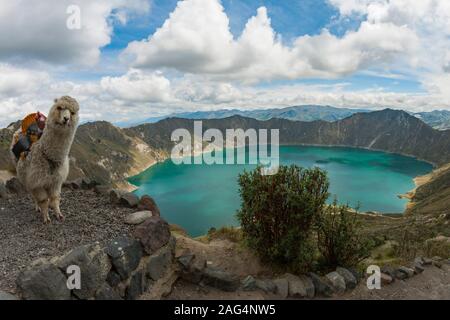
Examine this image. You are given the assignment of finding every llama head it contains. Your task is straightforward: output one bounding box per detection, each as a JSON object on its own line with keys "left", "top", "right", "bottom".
{"left": 47, "top": 96, "right": 80, "bottom": 130}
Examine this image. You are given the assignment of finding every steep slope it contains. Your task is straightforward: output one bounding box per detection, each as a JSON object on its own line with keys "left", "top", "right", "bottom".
{"left": 127, "top": 109, "right": 450, "bottom": 166}
{"left": 408, "top": 164, "right": 450, "bottom": 215}
{"left": 70, "top": 121, "right": 167, "bottom": 188}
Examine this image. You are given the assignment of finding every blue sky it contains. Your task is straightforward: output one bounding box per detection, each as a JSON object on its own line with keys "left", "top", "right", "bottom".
{"left": 0, "top": 0, "right": 449, "bottom": 125}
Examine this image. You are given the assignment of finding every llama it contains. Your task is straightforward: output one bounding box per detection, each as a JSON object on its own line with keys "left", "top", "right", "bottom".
{"left": 15, "top": 96, "right": 80, "bottom": 223}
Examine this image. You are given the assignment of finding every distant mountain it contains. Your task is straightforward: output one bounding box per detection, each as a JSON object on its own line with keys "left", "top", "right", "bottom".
{"left": 413, "top": 110, "right": 450, "bottom": 130}
{"left": 120, "top": 105, "right": 369, "bottom": 127}
{"left": 127, "top": 109, "right": 450, "bottom": 166}
{"left": 120, "top": 105, "right": 450, "bottom": 131}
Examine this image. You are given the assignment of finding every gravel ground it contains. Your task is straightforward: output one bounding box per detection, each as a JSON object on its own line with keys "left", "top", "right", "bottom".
{"left": 0, "top": 188, "right": 135, "bottom": 294}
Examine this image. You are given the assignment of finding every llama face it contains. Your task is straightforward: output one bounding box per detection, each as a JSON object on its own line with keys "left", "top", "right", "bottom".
{"left": 48, "top": 96, "right": 80, "bottom": 129}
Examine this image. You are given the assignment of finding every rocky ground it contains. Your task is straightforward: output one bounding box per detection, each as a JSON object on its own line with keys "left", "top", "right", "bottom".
{"left": 0, "top": 186, "right": 135, "bottom": 294}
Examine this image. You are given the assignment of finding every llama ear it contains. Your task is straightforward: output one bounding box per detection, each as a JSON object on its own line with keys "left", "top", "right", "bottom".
{"left": 54, "top": 98, "right": 58, "bottom": 103}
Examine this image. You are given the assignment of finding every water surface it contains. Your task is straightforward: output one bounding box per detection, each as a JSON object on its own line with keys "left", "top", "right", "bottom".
{"left": 129, "top": 146, "right": 432, "bottom": 237}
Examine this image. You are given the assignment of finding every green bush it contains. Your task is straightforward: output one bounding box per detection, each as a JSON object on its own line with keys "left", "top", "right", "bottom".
{"left": 236, "top": 165, "right": 329, "bottom": 272}
{"left": 316, "top": 201, "right": 371, "bottom": 268}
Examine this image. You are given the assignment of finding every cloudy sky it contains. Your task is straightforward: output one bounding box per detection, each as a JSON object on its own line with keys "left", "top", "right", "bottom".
{"left": 1, "top": 0, "right": 450, "bottom": 126}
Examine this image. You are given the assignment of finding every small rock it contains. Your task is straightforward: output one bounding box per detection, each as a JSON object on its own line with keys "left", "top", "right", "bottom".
{"left": 325, "top": 272, "right": 346, "bottom": 294}
{"left": 422, "top": 257, "right": 433, "bottom": 266}
{"left": 273, "top": 278, "right": 289, "bottom": 299}
{"left": 180, "top": 256, "right": 206, "bottom": 284}
{"left": 0, "top": 291, "right": 18, "bottom": 300}
{"left": 95, "top": 283, "right": 122, "bottom": 300}
{"left": 5, "top": 177, "right": 25, "bottom": 194}
{"left": 414, "top": 263, "right": 425, "bottom": 274}
{"left": 17, "top": 263, "right": 71, "bottom": 300}
{"left": 201, "top": 267, "right": 240, "bottom": 292}
{"left": 133, "top": 216, "right": 171, "bottom": 255}
{"left": 308, "top": 273, "right": 334, "bottom": 297}
{"left": 381, "top": 265, "right": 397, "bottom": 279}
{"left": 120, "top": 193, "right": 139, "bottom": 208}
{"left": 414, "top": 257, "right": 424, "bottom": 265}
{"left": 125, "top": 211, "right": 153, "bottom": 225}
{"left": 397, "top": 266, "right": 415, "bottom": 278}
{"left": 105, "top": 237, "right": 143, "bottom": 280}
{"left": 381, "top": 273, "right": 393, "bottom": 285}
{"left": 284, "top": 274, "right": 308, "bottom": 298}
{"left": 109, "top": 189, "right": 124, "bottom": 204}
{"left": 178, "top": 253, "right": 195, "bottom": 269}
{"left": 0, "top": 182, "right": 7, "bottom": 198}
{"left": 336, "top": 267, "right": 357, "bottom": 290}
{"left": 106, "top": 271, "right": 121, "bottom": 288}
{"left": 57, "top": 244, "right": 112, "bottom": 300}
{"left": 241, "top": 276, "right": 257, "bottom": 291}
{"left": 146, "top": 244, "right": 174, "bottom": 281}
{"left": 94, "top": 185, "right": 112, "bottom": 195}
{"left": 138, "top": 195, "right": 161, "bottom": 216}
{"left": 69, "top": 178, "right": 82, "bottom": 189}
{"left": 126, "top": 271, "right": 145, "bottom": 300}
{"left": 255, "top": 279, "right": 277, "bottom": 294}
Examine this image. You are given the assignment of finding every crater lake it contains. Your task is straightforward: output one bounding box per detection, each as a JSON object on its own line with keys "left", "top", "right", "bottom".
{"left": 129, "top": 146, "right": 432, "bottom": 237}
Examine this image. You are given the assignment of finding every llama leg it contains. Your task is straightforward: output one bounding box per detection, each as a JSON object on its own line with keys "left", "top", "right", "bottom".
{"left": 32, "top": 197, "right": 41, "bottom": 213}
{"left": 49, "top": 194, "right": 64, "bottom": 221}
{"left": 32, "top": 189, "right": 50, "bottom": 224}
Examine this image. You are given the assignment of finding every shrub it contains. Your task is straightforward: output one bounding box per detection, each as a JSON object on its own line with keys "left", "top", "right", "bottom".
{"left": 236, "top": 165, "right": 329, "bottom": 272}
{"left": 316, "top": 201, "right": 371, "bottom": 268}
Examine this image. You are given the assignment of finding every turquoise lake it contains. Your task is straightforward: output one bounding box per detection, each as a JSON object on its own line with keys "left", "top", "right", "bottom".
{"left": 129, "top": 146, "right": 432, "bottom": 237}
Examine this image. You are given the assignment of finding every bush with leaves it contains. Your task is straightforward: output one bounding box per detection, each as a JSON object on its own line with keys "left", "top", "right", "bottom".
{"left": 236, "top": 165, "right": 329, "bottom": 272}
{"left": 315, "top": 201, "right": 372, "bottom": 269}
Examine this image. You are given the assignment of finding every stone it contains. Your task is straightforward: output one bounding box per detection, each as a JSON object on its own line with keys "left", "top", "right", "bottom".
{"left": 0, "top": 182, "right": 7, "bottom": 198}
{"left": 138, "top": 195, "right": 161, "bottom": 216}
{"left": 109, "top": 189, "right": 124, "bottom": 204}
{"left": 308, "top": 273, "right": 334, "bottom": 297}
{"left": 94, "top": 185, "right": 112, "bottom": 195}
{"left": 106, "top": 271, "right": 121, "bottom": 288}
{"left": 347, "top": 267, "right": 362, "bottom": 284}
{"left": 414, "top": 257, "right": 424, "bottom": 265}
{"left": 69, "top": 178, "right": 83, "bottom": 189}
{"left": 0, "top": 291, "right": 18, "bottom": 300}
{"left": 134, "top": 216, "right": 171, "bottom": 255}
{"left": 242, "top": 276, "right": 257, "bottom": 291}
{"left": 284, "top": 274, "right": 308, "bottom": 298}
{"left": 381, "top": 265, "right": 397, "bottom": 279}
{"left": 120, "top": 193, "right": 139, "bottom": 208}
{"left": 105, "top": 237, "right": 143, "bottom": 280}
{"left": 180, "top": 256, "right": 206, "bottom": 284}
{"left": 17, "top": 263, "right": 71, "bottom": 300}
{"left": 146, "top": 244, "right": 173, "bottom": 281}
{"left": 125, "top": 211, "right": 153, "bottom": 225}
{"left": 57, "top": 244, "right": 111, "bottom": 300}
{"left": 273, "top": 278, "right": 289, "bottom": 299}
{"left": 5, "top": 177, "right": 25, "bottom": 194}
{"left": 397, "top": 266, "right": 415, "bottom": 278}
{"left": 414, "top": 263, "right": 425, "bottom": 274}
{"left": 126, "top": 271, "right": 145, "bottom": 300}
{"left": 81, "top": 177, "right": 98, "bottom": 190}
{"left": 381, "top": 273, "right": 393, "bottom": 285}
{"left": 178, "top": 253, "right": 195, "bottom": 269}
{"left": 201, "top": 267, "right": 240, "bottom": 292}
{"left": 255, "top": 279, "right": 277, "bottom": 294}
{"left": 325, "top": 272, "right": 346, "bottom": 294}
{"left": 95, "top": 283, "right": 122, "bottom": 300}
{"left": 336, "top": 267, "right": 357, "bottom": 290}
{"left": 394, "top": 269, "right": 408, "bottom": 280}
{"left": 422, "top": 257, "right": 433, "bottom": 266}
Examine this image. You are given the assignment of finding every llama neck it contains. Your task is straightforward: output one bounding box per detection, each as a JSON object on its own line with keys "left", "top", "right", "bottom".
{"left": 39, "top": 125, "right": 76, "bottom": 161}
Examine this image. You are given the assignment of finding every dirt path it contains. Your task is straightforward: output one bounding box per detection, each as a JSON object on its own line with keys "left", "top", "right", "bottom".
{"left": 0, "top": 188, "right": 135, "bottom": 294}
{"left": 338, "top": 264, "right": 450, "bottom": 300}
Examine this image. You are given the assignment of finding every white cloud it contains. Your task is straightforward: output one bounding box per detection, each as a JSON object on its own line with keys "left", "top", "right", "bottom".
{"left": 100, "top": 69, "right": 172, "bottom": 102}
{"left": 0, "top": 0, "right": 150, "bottom": 66}
{"left": 124, "top": 0, "right": 417, "bottom": 83}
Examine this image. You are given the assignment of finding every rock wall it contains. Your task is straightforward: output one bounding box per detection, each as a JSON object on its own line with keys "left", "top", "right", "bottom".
{"left": 15, "top": 216, "right": 175, "bottom": 300}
